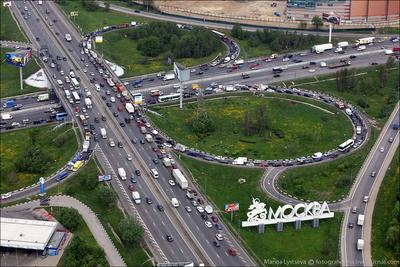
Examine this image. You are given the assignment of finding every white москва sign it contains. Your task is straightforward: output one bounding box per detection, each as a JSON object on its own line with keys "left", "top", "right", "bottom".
{"left": 242, "top": 198, "right": 334, "bottom": 227}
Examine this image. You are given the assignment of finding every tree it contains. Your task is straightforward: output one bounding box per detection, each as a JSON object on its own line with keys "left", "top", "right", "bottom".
{"left": 357, "top": 98, "right": 369, "bottom": 109}
{"left": 117, "top": 218, "right": 144, "bottom": 246}
{"left": 96, "top": 185, "right": 115, "bottom": 207}
{"left": 143, "top": 0, "right": 154, "bottom": 12}
{"left": 243, "top": 111, "right": 252, "bottom": 136}
{"left": 55, "top": 208, "right": 82, "bottom": 231}
{"left": 189, "top": 110, "right": 215, "bottom": 139}
{"left": 377, "top": 65, "right": 388, "bottom": 88}
{"left": 81, "top": 0, "right": 98, "bottom": 11}
{"left": 15, "top": 145, "right": 50, "bottom": 173}
{"left": 231, "top": 24, "right": 244, "bottom": 39}
{"left": 312, "top": 16, "right": 323, "bottom": 29}
{"left": 254, "top": 104, "right": 272, "bottom": 135}
{"left": 104, "top": 1, "right": 110, "bottom": 11}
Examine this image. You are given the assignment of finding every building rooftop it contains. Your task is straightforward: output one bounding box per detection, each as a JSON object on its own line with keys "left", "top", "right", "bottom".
{"left": 0, "top": 217, "right": 57, "bottom": 250}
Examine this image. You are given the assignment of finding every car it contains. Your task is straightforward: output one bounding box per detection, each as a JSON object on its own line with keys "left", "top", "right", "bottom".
{"left": 117, "top": 141, "right": 123, "bottom": 148}
{"left": 127, "top": 154, "right": 132, "bottom": 161}
{"left": 135, "top": 170, "right": 141, "bottom": 176}
{"left": 168, "top": 180, "right": 175, "bottom": 186}
{"left": 197, "top": 198, "right": 205, "bottom": 205}
{"left": 185, "top": 206, "right": 192, "bottom": 213}
{"left": 371, "top": 62, "right": 378, "bottom": 65}
{"left": 197, "top": 206, "right": 205, "bottom": 213}
{"left": 106, "top": 90, "right": 111, "bottom": 95}
{"left": 309, "top": 61, "right": 317, "bottom": 65}
{"left": 94, "top": 117, "right": 100, "bottom": 123}
{"left": 363, "top": 196, "right": 369, "bottom": 203}
{"left": 302, "top": 65, "right": 309, "bottom": 69}
{"left": 110, "top": 97, "right": 116, "bottom": 103}
{"left": 215, "top": 233, "right": 223, "bottom": 241}
{"left": 192, "top": 200, "right": 199, "bottom": 207}
{"left": 309, "top": 69, "right": 316, "bottom": 73}
{"left": 166, "top": 235, "right": 173, "bottom": 242}
{"left": 106, "top": 102, "right": 112, "bottom": 107}
{"left": 213, "top": 241, "right": 221, "bottom": 247}
{"left": 101, "top": 115, "right": 106, "bottom": 121}
{"left": 130, "top": 175, "right": 137, "bottom": 183}
{"left": 201, "top": 213, "right": 208, "bottom": 220}
{"left": 153, "top": 158, "right": 159, "bottom": 164}
{"left": 1, "top": 192, "right": 12, "bottom": 200}
{"left": 120, "top": 122, "right": 126, "bottom": 127}
{"left": 109, "top": 138, "right": 115, "bottom": 147}
{"left": 380, "top": 147, "right": 384, "bottom": 152}
{"left": 273, "top": 74, "right": 280, "bottom": 78}
{"left": 211, "top": 215, "right": 219, "bottom": 223}
{"left": 205, "top": 221, "right": 213, "bottom": 228}
{"left": 113, "top": 112, "right": 119, "bottom": 117}
{"left": 351, "top": 206, "right": 358, "bottom": 214}
{"left": 157, "top": 204, "right": 164, "bottom": 212}
{"left": 146, "top": 197, "right": 153, "bottom": 204}
{"left": 128, "top": 184, "right": 135, "bottom": 191}
{"left": 228, "top": 248, "right": 237, "bottom": 256}
{"left": 371, "top": 171, "right": 376, "bottom": 177}
{"left": 215, "top": 223, "right": 223, "bottom": 230}
{"left": 350, "top": 55, "right": 357, "bottom": 59}
{"left": 348, "top": 222, "right": 354, "bottom": 229}
{"left": 140, "top": 139, "right": 145, "bottom": 144}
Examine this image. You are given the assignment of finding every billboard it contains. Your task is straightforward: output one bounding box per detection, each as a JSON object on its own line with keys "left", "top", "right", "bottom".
{"left": 5, "top": 49, "right": 32, "bottom": 67}
{"left": 132, "top": 93, "right": 143, "bottom": 105}
{"left": 98, "top": 174, "right": 112, "bottom": 182}
{"left": 174, "top": 62, "right": 190, "bottom": 82}
{"left": 225, "top": 202, "right": 240, "bottom": 212}
{"left": 95, "top": 36, "right": 103, "bottom": 43}
{"left": 322, "top": 13, "right": 340, "bottom": 24}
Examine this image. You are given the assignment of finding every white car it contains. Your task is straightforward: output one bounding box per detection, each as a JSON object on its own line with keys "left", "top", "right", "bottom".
{"left": 168, "top": 180, "right": 175, "bottom": 186}
{"left": 205, "top": 221, "right": 213, "bottom": 228}
{"left": 127, "top": 154, "right": 132, "bottom": 161}
{"left": 185, "top": 206, "right": 192, "bottom": 213}
{"left": 309, "top": 69, "right": 316, "bottom": 73}
{"left": 1, "top": 193, "right": 12, "bottom": 200}
{"left": 83, "top": 68, "right": 87, "bottom": 73}
{"left": 363, "top": 196, "right": 369, "bottom": 203}
{"left": 110, "top": 97, "right": 115, "bottom": 103}
{"left": 380, "top": 147, "right": 384, "bottom": 153}
{"left": 197, "top": 206, "right": 205, "bottom": 213}
{"left": 215, "top": 234, "right": 223, "bottom": 241}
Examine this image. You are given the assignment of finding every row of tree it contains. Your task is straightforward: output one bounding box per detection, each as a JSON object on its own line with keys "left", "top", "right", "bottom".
{"left": 231, "top": 24, "right": 320, "bottom": 52}
{"left": 129, "top": 22, "right": 222, "bottom": 58}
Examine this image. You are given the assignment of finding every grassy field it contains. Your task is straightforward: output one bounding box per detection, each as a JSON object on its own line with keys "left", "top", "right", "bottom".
{"left": 180, "top": 155, "right": 342, "bottom": 265}
{"left": 0, "top": 48, "right": 42, "bottom": 98}
{"left": 0, "top": 123, "right": 79, "bottom": 194}
{"left": 372, "top": 148, "right": 399, "bottom": 264}
{"left": 149, "top": 95, "right": 352, "bottom": 159}
{"left": 97, "top": 29, "right": 224, "bottom": 77}
{"left": 50, "top": 159, "right": 151, "bottom": 267}
{"left": 50, "top": 207, "right": 108, "bottom": 267}
{"left": 0, "top": 4, "right": 27, "bottom": 42}
{"left": 279, "top": 65, "right": 399, "bottom": 124}
{"left": 279, "top": 128, "right": 379, "bottom": 201}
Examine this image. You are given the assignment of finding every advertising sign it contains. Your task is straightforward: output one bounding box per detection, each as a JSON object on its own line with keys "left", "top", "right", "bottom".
{"left": 132, "top": 93, "right": 143, "bottom": 105}
{"left": 98, "top": 175, "right": 112, "bottom": 182}
{"left": 173, "top": 62, "right": 190, "bottom": 82}
{"left": 95, "top": 36, "right": 103, "bottom": 44}
{"left": 242, "top": 198, "right": 334, "bottom": 227}
{"left": 322, "top": 13, "right": 340, "bottom": 24}
{"left": 5, "top": 49, "right": 32, "bottom": 67}
{"left": 225, "top": 203, "right": 240, "bottom": 212}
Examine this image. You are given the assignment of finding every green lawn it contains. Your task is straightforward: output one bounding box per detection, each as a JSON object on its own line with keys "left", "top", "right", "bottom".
{"left": 279, "top": 128, "right": 379, "bottom": 201}
{"left": 372, "top": 148, "right": 399, "bottom": 264}
{"left": 49, "top": 207, "right": 108, "bottom": 267}
{"left": 0, "top": 4, "right": 27, "bottom": 42}
{"left": 280, "top": 65, "right": 399, "bottom": 124}
{"left": 50, "top": 159, "right": 151, "bottom": 267}
{"left": 97, "top": 29, "right": 224, "bottom": 77}
{"left": 377, "top": 27, "right": 400, "bottom": 34}
{"left": 0, "top": 123, "right": 79, "bottom": 194}
{"left": 0, "top": 48, "right": 42, "bottom": 98}
{"left": 149, "top": 95, "right": 352, "bottom": 160}
{"left": 180, "top": 155, "right": 342, "bottom": 265}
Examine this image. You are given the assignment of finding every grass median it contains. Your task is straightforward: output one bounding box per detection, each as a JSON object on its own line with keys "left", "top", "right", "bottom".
{"left": 1, "top": 48, "right": 42, "bottom": 98}
{"left": 149, "top": 94, "right": 352, "bottom": 160}
{"left": 179, "top": 155, "right": 342, "bottom": 265}
{"left": 0, "top": 123, "right": 79, "bottom": 194}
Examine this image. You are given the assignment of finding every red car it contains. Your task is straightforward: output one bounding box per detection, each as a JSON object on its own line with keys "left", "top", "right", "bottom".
{"left": 117, "top": 105, "right": 124, "bottom": 112}
{"left": 128, "top": 184, "right": 135, "bottom": 191}
{"left": 228, "top": 248, "right": 237, "bottom": 256}
{"left": 211, "top": 215, "right": 219, "bottom": 223}
{"left": 74, "top": 106, "right": 80, "bottom": 112}
{"left": 249, "top": 63, "right": 259, "bottom": 70}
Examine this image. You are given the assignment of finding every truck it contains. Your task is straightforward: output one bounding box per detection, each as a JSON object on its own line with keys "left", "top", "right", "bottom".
{"left": 163, "top": 157, "right": 172, "bottom": 168}
{"left": 191, "top": 84, "right": 201, "bottom": 90}
{"left": 205, "top": 205, "right": 213, "bottom": 214}
{"left": 357, "top": 214, "right": 365, "bottom": 226}
{"left": 100, "top": 128, "right": 107, "bottom": 139}
{"left": 82, "top": 140, "right": 90, "bottom": 153}
{"left": 125, "top": 103, "right": 135, "bottom": 114}
{"left": 356, "top": 37, "right": 375, "bottom": 45}
{"left": 357, "top": 239, "right": 364, "bottom": 251}
{"left": 163, "top": 73, "right": 175, "bottom": 81}
{"left": 132, "top": 191, "right": 141, "bottom": 204}
{"left": 312, "top": 152, "right": 323, "bottom": 161}
{"left": 312, "top": 43, "right": 333, "bottom": 53}
{"left": 1, "top": 113, "right": 13, "bottom": 120}
{"left": 171, "top": 197, "right": 180, "bottom": 207}
{"left": 37, "top": 93, "right": 49, "bottom": 102}
{"left": 3, "top": 100, "right": 15, "bottom": 108}
{"left": 65, "top": 33, "right": 72, "bottom": 42}
{"left": 234, "top": 58, "right": 244, "bottom": 65}
{"left": 328, "top": 60, "right": 351, "bottom": 69}
{"left": 172, "top": 169, "right": 188, "bottom": 190}
{"left": 186, "top": 189, "right": 196, "bottom": 200}
{"left": 118, "top": 167, "right": 127, "bottom": 180}
{"left": 84, "top": 98, "right": 92, "bottom": 109}
{"left": 337, "top": 41, "right": 349, "bottom": 49}
{"left": 140, "top": 126, "right": 147, "bottom": 134}
{"left": 145, "top": 134, "right": 153, "bottom": 143}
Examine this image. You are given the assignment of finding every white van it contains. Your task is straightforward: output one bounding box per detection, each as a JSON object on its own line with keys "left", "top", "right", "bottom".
{"left": 356, "top": 126, "right": 361, "bottom": 135}
{"left": 171, "top": 198, "right": 179, "bottom": 208}
{"left": 94, "top": 84, "right": 101, "bottom": 91}
{"left": 1, "top": 113, "right": 13, "bottom": 120}
{"left": 56, "top": 79, "right": 63, "bottom": 87}
{"left": 151, "top": 168, "right": 159, "bottom": 179}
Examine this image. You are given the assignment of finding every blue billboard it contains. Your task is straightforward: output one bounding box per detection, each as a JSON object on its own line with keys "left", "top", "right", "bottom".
{"left": 5, "top": 49, "right": 32, "bottom": 67}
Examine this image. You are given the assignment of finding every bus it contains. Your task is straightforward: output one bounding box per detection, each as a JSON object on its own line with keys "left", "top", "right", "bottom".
{"left": 72, "top": 91, "right": 80, "bottom": 104}
{"left": 158, "top": 93, "right": 181, "bottom": 103}
{"left": 150, "top": 90, "right": 161, "bottom": 97}
{"left": 72, "top": 161, "right": 84, "bottom": 172}
{"left": 338, "top": 139, "right": 355, "bottom": 152}
{"left": 211, "top": 30, "right": 225, "bottom": 38}
{"left": 56, "top": 112, "right": 68, "bottom": 121}
{"left": 71, "top": 77, "right": 80, "bottom": 89}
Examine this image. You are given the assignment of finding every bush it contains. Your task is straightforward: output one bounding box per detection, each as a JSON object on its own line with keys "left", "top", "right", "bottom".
{"left": 14, "top": 145, "right": 50, "bottom": 173}
{"left": 357, "top": 98, "right": 369, "bottom": 109}
{"left": 116, "top": 218, "right": 144, "bottom": 247}
{"left": 96, "top": 184, "right": 116, "bottom": 207}
{"left": 53, "top": 208, "right": 82, "bottom": 231}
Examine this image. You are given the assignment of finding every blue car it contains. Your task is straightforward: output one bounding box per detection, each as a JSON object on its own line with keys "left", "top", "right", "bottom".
{"left": 130, "top": 175, "right": 137, "bottom": 183}
{"left": 215, "top": 223, "right": 223, "bottom": 230}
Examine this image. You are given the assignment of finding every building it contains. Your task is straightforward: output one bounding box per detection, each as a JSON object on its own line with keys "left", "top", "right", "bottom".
{"left": 287, "top": 0, "right": 399, "bottom": 23}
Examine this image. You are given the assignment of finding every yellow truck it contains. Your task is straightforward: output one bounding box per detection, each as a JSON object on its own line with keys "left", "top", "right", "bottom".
{"left": 191, "top": 84, "right": 201, "bottom": 90}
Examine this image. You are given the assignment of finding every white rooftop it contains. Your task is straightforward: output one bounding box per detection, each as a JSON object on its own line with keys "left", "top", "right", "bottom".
{"left": 1, "top": 217, "right": 57, "bottom": 250}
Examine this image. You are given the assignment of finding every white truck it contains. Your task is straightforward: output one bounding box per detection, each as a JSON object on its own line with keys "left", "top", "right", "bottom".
{"left": 337, "top": 41, "right": 349, "bottom": 49}
{"left": 356, "top": 37, "right": 375, "bottom": 46}
{"left": 37, "top": 93, "right": 49, "bottom": 102}
{"left": 65, "top": 33, "right": 72, "bottom": 42}
{"left": 1, "top": 113, "right": 13, "bottom": 120}
{"left": 145, "top": 134, "right": 153, "bottom": 143}
{"left": 118, "top": 167, "right": 127, "bottom": 180}
{"left": 234, "top": 58, "right": 244, "bottom": 65}
{"left": 312, "top": 152, "right": 323, "bottom": 161}
{"left": 357, "top": 239, "right": 364, "bottom": 251}
{"left": 312, "top": 43, "right": 333, "bottom": 54}
{"left": 132, "top": 191, "right": 141, "bottom": 204}
{"left": 357, "top": 214, "right": 364, "bottom": 226}
{"left": 171, "top": 197, "right": 179, "bottom": 207}
{"left": 163, "top": 73, "right": 175, "bottom": 81}
{"left": 125, "top": 103, "right": 135, "bottom": 114}
{"left": 84, "top": 98, "right": 92, "bottom": 109}
{"left": 205, "top": 205, "right": 214, "bottom": 214}
{"left": 162, "top": 157, "right": 172, "bottom": 168}
{"left": 82, "top": 140, "right": 90, "bottom": 152}
{"left": 100, "top": 128, "right": 107, "bottom": 139}
{"left": 172, "top": 169, "right": 188, "bottom": 190}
